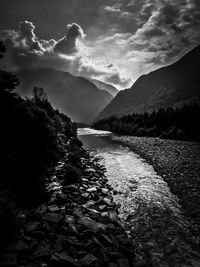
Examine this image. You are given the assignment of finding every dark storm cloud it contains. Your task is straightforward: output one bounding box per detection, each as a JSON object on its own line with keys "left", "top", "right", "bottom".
{"left": 129, "top": 0, "right": 200, "bottom": 65}
{"left": 54, "top": 23, "right": 85, "bottom": 55}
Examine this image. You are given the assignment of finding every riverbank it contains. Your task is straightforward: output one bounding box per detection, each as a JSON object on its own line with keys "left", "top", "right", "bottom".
{"left": 111, "top": 135, "right": 200, "bottom": 239}
{"left": 0, "top": 143, "right": 144, "bottom": 267}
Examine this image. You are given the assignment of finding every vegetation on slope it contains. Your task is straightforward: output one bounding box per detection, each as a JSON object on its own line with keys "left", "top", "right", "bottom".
{"left": 97, "top": 44, "right": 200, "bottom": 121}
{"left": 0, "top": 41, "right": 82, "bottom": 247}
{"left": 93, "top": 103, "right": 200, "bottom": 142}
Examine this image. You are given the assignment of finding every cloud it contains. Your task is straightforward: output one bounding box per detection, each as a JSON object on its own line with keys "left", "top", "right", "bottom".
{"left": 0, "top": 21, "right": 129, "bottom": 88}
{"left": 54, "top": 23, "right": 85, "bottom": 55}
{"left": 127, "top": 1, "right": 200, "bottom": 66}
{"left": 104, "top": 4, "right": 122, "bottom": 13}
{"left": 1, "top": 0, "right": 200, "bottom": 89}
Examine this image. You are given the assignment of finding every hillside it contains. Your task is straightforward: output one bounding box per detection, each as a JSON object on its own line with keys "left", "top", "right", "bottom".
{"left": 97, "top": 44, "right": 200, "bottom": 120}
{"left": 17, "top": 68, "right": 113, "bottom": 124}
{"left": 89, "top": 78, "right": 119, "bottom": 96}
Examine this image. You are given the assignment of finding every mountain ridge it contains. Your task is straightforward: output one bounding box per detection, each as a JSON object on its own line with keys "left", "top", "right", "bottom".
{"left": 97, "top": 44, "right": 200, "bottom": 120}
{"left": 17, "top": 68, "right": 113, "bottom": 124}
{"left": 89, "top": 78, "right": 119, "bottom": 96}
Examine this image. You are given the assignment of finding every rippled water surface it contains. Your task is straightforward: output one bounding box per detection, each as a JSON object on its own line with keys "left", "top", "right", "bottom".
{"left": 78, "top": 128, "right": 200, "bottom": 266}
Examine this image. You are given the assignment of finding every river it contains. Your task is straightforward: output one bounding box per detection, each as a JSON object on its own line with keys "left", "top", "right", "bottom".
{"left": 78, "top": 128, "right": 200, "bottom": 267}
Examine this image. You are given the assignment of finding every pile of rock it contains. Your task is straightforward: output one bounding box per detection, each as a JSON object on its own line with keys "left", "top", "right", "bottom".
{"left": 0, "top": 152, "right": 146, "bottom": 267}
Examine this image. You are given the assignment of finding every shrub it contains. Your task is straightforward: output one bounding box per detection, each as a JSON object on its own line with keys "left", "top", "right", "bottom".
{"left": 0, "top": 193, "right": 18, "bottom": 249}
{"left": 62, "top": 164, "right": 81, "bottom": 185}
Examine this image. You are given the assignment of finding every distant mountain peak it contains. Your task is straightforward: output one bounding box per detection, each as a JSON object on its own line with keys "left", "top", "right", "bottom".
{"left": 88, "top": 78, "right": 118, "bottom": 97}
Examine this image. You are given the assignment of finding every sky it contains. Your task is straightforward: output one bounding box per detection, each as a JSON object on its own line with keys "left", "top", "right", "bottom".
{"left": 0, "top": 0, "right": 200, "bottom": 89}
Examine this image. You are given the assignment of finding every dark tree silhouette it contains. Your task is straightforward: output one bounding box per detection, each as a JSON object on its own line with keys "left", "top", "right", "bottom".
{"left": 0, "top": 41, "right": 19, "bottom": 93}
{"left": 93, "top": 103, "right": 200, "bottom": 141}
{"left": 0, "top": 41, "right": 6, "bottom": 59}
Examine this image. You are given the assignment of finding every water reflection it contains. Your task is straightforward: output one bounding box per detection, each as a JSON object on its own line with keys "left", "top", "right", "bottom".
{"left": 78, "top": 128, "right": 200, "bottom": 266}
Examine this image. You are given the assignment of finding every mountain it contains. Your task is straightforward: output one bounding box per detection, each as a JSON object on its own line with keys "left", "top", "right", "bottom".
{"left": 17, "top": 68, "right": 113, "bottom": 124}
{"left": 97, "top": 44, "right": 200, "bottom": 121}
{"left": 89, "top": 78, "right": 118, "bottom": 96}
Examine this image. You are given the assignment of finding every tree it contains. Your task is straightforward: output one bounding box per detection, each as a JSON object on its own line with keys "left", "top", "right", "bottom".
{"left": 0, "top": 41, "right": 19, "bottom": 93}
{"left": 0, "top": 41, "right": 6, "bottom": 59}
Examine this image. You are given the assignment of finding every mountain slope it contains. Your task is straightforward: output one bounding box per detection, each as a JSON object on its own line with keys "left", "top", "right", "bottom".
{"left": 97, "top": 44, "right": 200, "bottom": 120}
{"left": 89, "top": 78, "right": 118, "bottom": 96}
{"left": 17, "top": 68, "right": 113, "bottom": 124}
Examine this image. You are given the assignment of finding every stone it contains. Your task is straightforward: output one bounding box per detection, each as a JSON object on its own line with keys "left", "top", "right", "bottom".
{"left": 63, "top": 184, "right": 78, "bottom": 192}
{"left": 40, "top": 221, "right": 51, "bottom": 233}
{"left": 43, "top": 213, "right": 63, "bottom": 224}
{"left": 37, "top": 204, "right": 47, "bottom": 215}
{"left": 0, "top": 253, "right": 18, "bottom": 266}
{"left": 109, "top": 235, "right": 120, "bottom": 250}
{"left": 85, "top": 168, "right": 96, "bottom": 173}
{"left": 86, "top": 187, "right": 97, "bottom": 193}
{"left": 47, "top": 205, "right": 60, "bottom": 212}
{"left": 23, "top": 263, "right": 47, "bottom": 267}
{"left": 98, "top": 205, "right": 107, "bottom": 211}
{"left": 54, "top": 235, "right": 66, "bottom": 251}
{"left": 108, "top": 263, "right": 118, "bottom": 267}
{"left": 65, "top": 215, "right": 76, "bottom": 224}
{"left": 99, "top": 234, "right": 113, "bottom": 246}
{"left": 118, "top": 258, "right": 130, "bottom": 267}
{"left": 101, "top": 212, "right": 109, "bottom": 218}
{"left": 82, "top": 230, "right": 94, "bottom": 240}
{"left": 62, "top": 236, "right": 83, "bottom": 248}
{"left": 79, "top": 254, "right": 98, "bottom": 266}
{"left": 83, "top": 200, "right": 96, "bottom": 208}
{"left": 116, "top": 235, "right": 132, "bottom": 246}
{"left": 133, "top": 256, "right": 148, "bottom": 267}
{"left": 82, "top": 193, "right": 90, "bottom": 198}
{"left": 29, "top": 231, "right": 45, "bottom": 239}
{"left": 93, "top": 247, "right": 109, "bottom": 265}
{"left": 108, "top": 252, "right": 124, "bottom": 260}
{"left": 82, "top": 178, "right": 89, "bottom": 182}
{"left": 6, "top": 240, "right": 29, "bottom": 252}
{"left": 115, "top": 227, "right": 123, "bottom": 234}
{"left": 32, "top": 246, "right": 54, "bottom": 259}
{"left": 73, "top": 210, "right": 84, "bottom": 218}
{"left": 25, "top": 222, "right": 40, "bottom": 232}
{"left": 78, "top": 217, "right": 106, "bottom": 233}
{"left": 108, "top": 211, "right": 118, "bottom": 221}
{"left": 76, "top": 250, "right": 87, "bottom": 259}
{"left": 56, "top": 193, "right": 67, "bottom": 204}
{"left": 51, "top": 252, "right": 78, "bottom": 265}
{"left": 101, "top": 188, "right": 109, "bottom": 194}
{"left": 68, "top": 224, "right": 80, "bottom": 235}
{"left": 102, "top": 198, "right": 113, "bottom": 206}
{"left": 107, "top": 223, "right": 116, "bottom": 230}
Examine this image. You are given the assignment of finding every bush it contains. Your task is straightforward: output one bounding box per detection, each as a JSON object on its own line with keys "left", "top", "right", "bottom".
{"left": 0, "top": 193, "right": 18, "bottom": 249}
{"left": 62, "top": 164, "right": 81, "bottom": 185}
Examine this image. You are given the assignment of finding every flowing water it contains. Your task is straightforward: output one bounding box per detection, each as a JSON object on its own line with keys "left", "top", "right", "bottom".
{"left": 78, "top": 128, "right": 200, "bottom": 267}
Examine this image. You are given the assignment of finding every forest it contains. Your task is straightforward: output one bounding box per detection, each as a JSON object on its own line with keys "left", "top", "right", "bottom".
{"left": 0, "top": 41, "right": 83, "bottom": 248}
{"left": 93, "top": 103, "right": 200, "bottom": 142}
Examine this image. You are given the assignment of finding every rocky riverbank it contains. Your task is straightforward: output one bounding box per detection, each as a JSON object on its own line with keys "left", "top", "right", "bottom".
{"left": 111, "top": 136, "right": 200, "bottom": 243}
{"left": 0, "top": 145, "right": 145, "bottom": 267}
